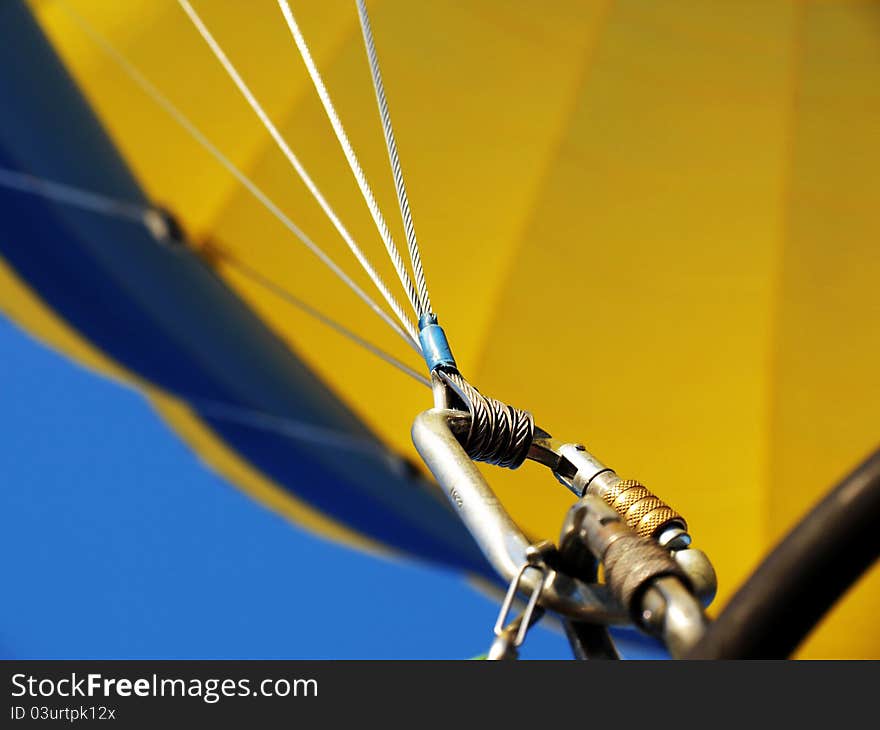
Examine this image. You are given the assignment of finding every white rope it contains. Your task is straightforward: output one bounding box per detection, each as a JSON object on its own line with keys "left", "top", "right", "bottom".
{"left": 57, "top": 0, "right": 417, "bottom": 353}
{"left": 355, "top": 0, "right": 432, "bottom": 316}
{"left": 193, "top": 398, "right": 398, "bottom": 462}
{"left": 0, "top": 167, "right": 148, "bottom": 224}
{"left": 176, "top": 0, "right": 420, "bottom": 345}
{"left": 276, "top": 0, "right": 424, "bottom": 320}
{"left": 217, "top": 251, "right": 430, "bottom": 387}
{"left": 0, "top": 165, "right": 429, "bottom": 387}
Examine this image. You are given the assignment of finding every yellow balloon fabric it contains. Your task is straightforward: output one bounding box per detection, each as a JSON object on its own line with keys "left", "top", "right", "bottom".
{"left": 22, "top": 0, "right": 880, "bottom": 658}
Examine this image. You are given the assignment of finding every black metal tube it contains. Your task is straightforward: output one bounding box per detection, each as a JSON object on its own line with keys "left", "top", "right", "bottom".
{"left": 687, "top": 446, "right": 880, "bottom": 659}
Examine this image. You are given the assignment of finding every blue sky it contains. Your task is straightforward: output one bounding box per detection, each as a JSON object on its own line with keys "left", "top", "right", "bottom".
{"left": 0, "top": 315, "right": 573, "bottom": 659}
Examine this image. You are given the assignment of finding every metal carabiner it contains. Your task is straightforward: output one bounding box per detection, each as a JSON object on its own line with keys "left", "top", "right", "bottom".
{"left": 412, "top": 407, "right": 626, "bottom": 623}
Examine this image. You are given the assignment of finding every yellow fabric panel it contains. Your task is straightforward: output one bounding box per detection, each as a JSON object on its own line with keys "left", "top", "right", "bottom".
{"left": 0, "top": 255, "right": 381, "bottom": 557}
{"left": 27, "top": 0, "right": 880, "bottom": 656}
{"left": 476, "top": 0, "right": 795, "bottom": 611}
{"left": 33, "top": 0, "right": 363, "bottom": 232}
{"left": 768, "top": 0, "right": 880, "bottom": 658}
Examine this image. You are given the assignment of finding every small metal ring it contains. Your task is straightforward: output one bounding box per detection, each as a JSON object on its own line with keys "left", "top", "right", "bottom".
{"left": 494, "top": 562, "right": 548, "bottom": 647}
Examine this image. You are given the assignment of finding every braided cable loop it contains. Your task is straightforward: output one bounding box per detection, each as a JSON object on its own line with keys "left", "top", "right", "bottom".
{"left": 440, "top": 371, "right": 534, "bottom": 469}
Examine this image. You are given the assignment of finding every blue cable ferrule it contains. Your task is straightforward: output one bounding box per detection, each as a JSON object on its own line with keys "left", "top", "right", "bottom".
{"left": 418, "top": 313, "right": 456, "bottom": 372}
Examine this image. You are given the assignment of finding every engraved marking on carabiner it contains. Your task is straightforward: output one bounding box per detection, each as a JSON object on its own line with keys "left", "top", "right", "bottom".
{"left": 449, "top": 487, "right": 463, "bottom": 508}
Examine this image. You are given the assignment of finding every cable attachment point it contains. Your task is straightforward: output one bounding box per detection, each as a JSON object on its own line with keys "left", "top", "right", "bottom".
{"left": 418, "top": 313, "right": 456, "bottom": 372}
{"left": 438, "top": 370, "right": 534, "bottom": 469}
{"left": 143, "top": 206, "right": 186, "bottom": 246}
